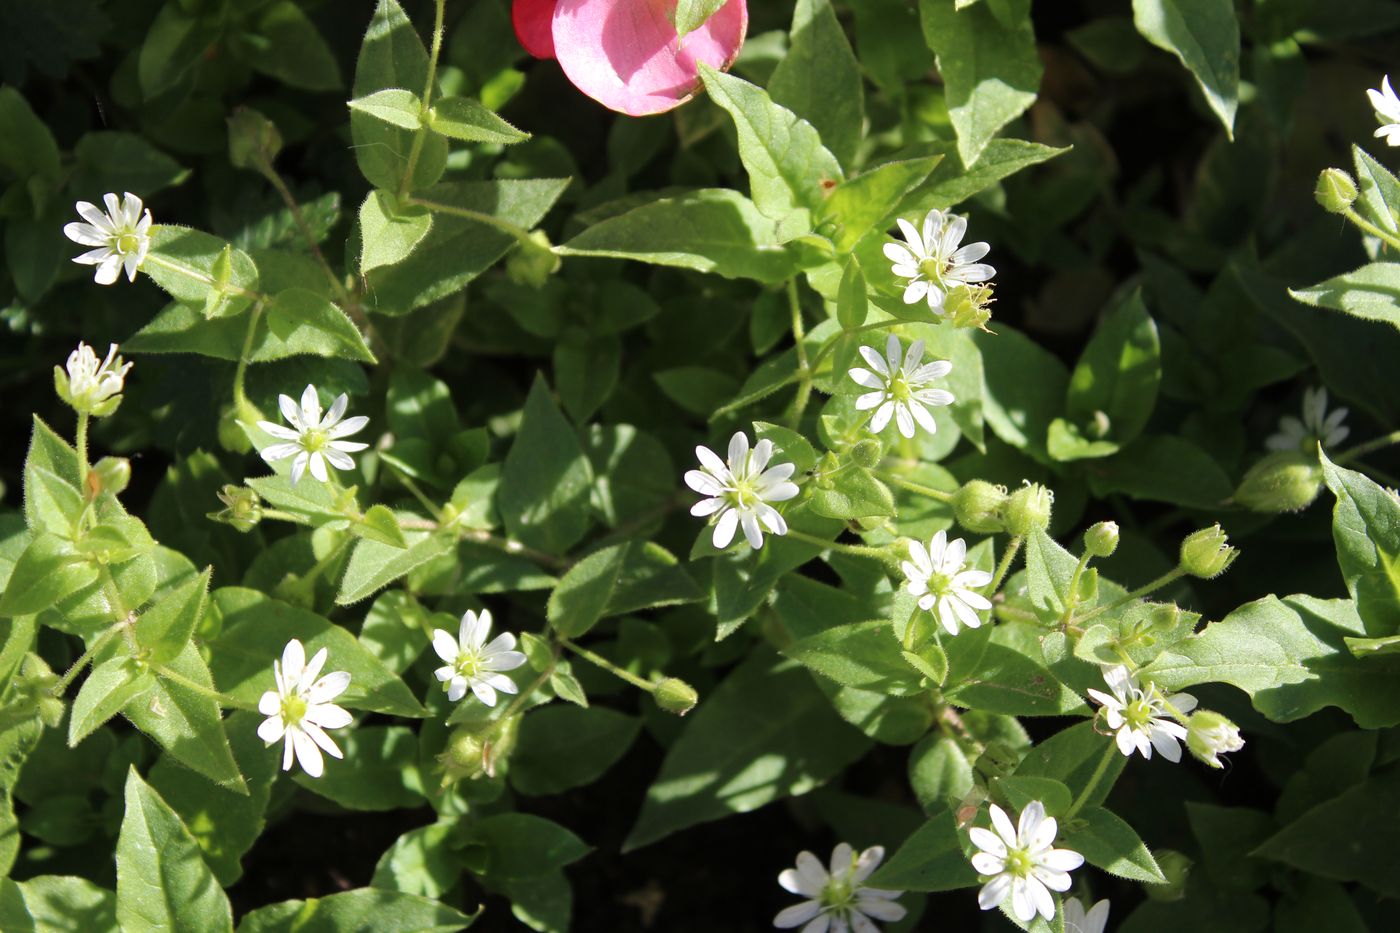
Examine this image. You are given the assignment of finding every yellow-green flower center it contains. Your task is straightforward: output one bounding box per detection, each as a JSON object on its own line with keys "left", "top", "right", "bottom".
{"left": 919, "top": 256, "right": 947, "bottom": 283}
{"left": 116, "top": 233, "right": 141, "bottom": 255}
{"left": 281, "top": 693, "right": 308, "bottom": 726}
{"left": 1003, "top": 847, "right": 1034, "bottom": 878}
{"left": 819, "top": 877, "right": 855, "bottom": 913}
{"left": 300, "top": 427, "right": 329, "bottom": 452}
{"left": 454, "top": 649, "right": 484, "bottom": 679}
{"left": 1124, "top": 697, "right": 1156, "bottom": 730}
{"left": 728, "top": 476, "right": 760, "bottom": 509}
{"left": 927, "top": 570, "right": 953, "bottom": 595}
{"left": 889, "top": 375, "right": 912, "bottom": 402}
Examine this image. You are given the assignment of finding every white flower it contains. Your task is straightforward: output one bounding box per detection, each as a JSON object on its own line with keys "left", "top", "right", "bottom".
{"left": 257, "top": 639, "right": 352, "bottom": 778}
{"left": 883, "top": 209, "right": 995, "bottom": 314}
{"left": 63, "top": 342, "right": 132, "bottom": 409}
{"left": 1265, "top": 386, "right": 1349, "bottom": 454}
{"left": 1185, "top": 710, "right": 1245, "bottom": 769}
{"left": 257, "top": 384, "right": 370, "bottom": 484}
{"left": 970, "top": 800, "right": 1085, "bottom": 924}
{"left": 1087, "top": 665, "right": 1197, "bottom": 762}
{"left": 63, "top": 192, "right": 153, "bottom": 285}
{"left": 685, "top": 431, "right": 800, "bottom": 550}
{"left": 1368, "top": 75, "right": 1400, "bottom": 147}
{"left": 1063, "top": 897, "right": 1110, "bottom": 933}
{"left": 849, "top": 335, "right": 955, "bottom": 438}
{"left": 773, "top": 842, "right": 906, "bottom": 933}
{"left": 432, "top": 609, "right": 528, "bottom": 706}
{"left": 901, "top": 530, "right": 993, "bottom": 635}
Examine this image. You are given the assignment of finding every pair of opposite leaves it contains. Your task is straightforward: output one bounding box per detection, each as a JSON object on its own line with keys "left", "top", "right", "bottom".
{"left": 511, "top": 0, "right": 748, "bottom": 116}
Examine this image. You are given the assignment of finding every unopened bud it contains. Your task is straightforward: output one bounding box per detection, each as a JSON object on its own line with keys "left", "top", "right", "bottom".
{"left": 505, "top": 230, "right": 561, "bottom": 288}
{"left": 1144, "top": 850, "right": 1192, "bottom": 901}
{"left": 92, "top": 457, "right": 132, "bottom": 497}
{"left": 1234, "top": 450, "right": 1323, "bottom": 513}
{"left": 952, "top": 480, "right": 1007, "bottom": 534}
{"left": 1179, "top": 524, "right": 1237, "bottom": 579}
{"left": 1003, "top": 482, "right": 1053, "bottom": 536}
{"left": 212, "top": 484, "right": 262, "bottom": 532}
{"left": 850, "top": 439, "right": 883, "bottom": 469}
{"left": 438, "top": 729, "right": 487, "bottom": 785}
{"left": 1186, "top": 710, "right": 1244, "bottom": 769}
{"left": 1315, "top": 168, "right": 1358, "bottom": 214}
{"left": 228, "top": 107, "right": 284, "bottom": 174}
{"left": 1084, "top": 521, "right": 1119, "bottom": 558}
{"left": 654, "top": 677, "right": 699, "bottom": 716}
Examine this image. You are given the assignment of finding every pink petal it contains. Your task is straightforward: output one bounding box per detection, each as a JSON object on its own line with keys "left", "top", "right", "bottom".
{"left": 514, "top": 0, "right": 557, "bottom": 59}
{"left": 552, "top": 0, "right": 748, "bottom": 116}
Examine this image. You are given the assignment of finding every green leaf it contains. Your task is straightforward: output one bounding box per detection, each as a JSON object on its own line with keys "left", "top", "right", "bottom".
{"left": 207, "top": 588, "right": 426, "bottom": 717}
{"left": 353, "top": 505, "right": 410, "bottom": 549}
{"left": 363, "top": 178, "right": 569, "bottom": 314}
{"left": 768, "top": 0, "right": 865, "bottom": 169}
{"left": 868, "top": 810, "right": 979, "bottom": 891}
{"left": 235, "top": 889, "right": 477, "bottom": 933}
{"left": 1085, "top": 435, "right": 1233, "bottom": 508}
{"left": 1142, "top": 594, "right": 1400, "bottom": 728}
{"left": 818, "top": 156, "right": 942, "bottom": 254}
{"left": 244, "top": 0, "right": 342, "bottom": 91}
{"left": 1290, "top": 262, "right": 1400, "bottom": 330}
{"left": 143, "top": 226, "right": 259, "bottom": 318}
{"left": 837, "top": 256, "right": 869, "bottom": 329}
{"left": 0, "top": 88, "right": 59, "bottom": 186}
{"left": 1023, "top": 529, "right": 1083, "bottom": 624}
{"left": 126, "top": 641, "right": 247, "bottom": 793}
{"left": 372, "top": 823, "right": 459, "bottom": 898}
{"left": 463, "top": 813, "right": 590, "bottom": 881}
{"left": 71, "top": 131, "right": 190, "bottom": 201}
{"left": 69, "top": 658, "right": 155, "bottom": 746}
{"left": 700, "top": 66, "right": 842, "bottom": 232}
{"left": 359, "top": 190, "right": 433, "bottom": 274}
{"left": 625, "top": 652, "right": 870, "bottom": 849}
{"left": 387, "top": 367, "right": 459, "bottom": 441}
{"left": 995, "top": 775, "right": 1072, "bottom": 817}
{"left": 1320, "top": 452, "right": 1400, "bottom": 635}
{"left": 337, "top": 531, "right": 454, "bottom": 606}
{"left": 919, "top": 0, "right": 1042, "bottom": 166}
{"left": 810, "top": 466, "right": 896, "bottom": 519}
{"left": 1132, "top": 0, "right": 1240, "bottom": 136}
{"left": 0, "top": 720, "right": 41, "bottom": 876}
{"left": 427, "top": 96, "right": 529, "bottom": 144}
{"left": 348, "top": 88, "right": 423, "bottom": 130}
{"left": 0, "top": 533, "right": 98, "bottom": 617}
{"left": 945, "top": 622, "right": 1087, "bottom": 716}
{"left": 497, "top": 376, "right": 595, "bottom": 554}
{"left": 554, "top": 330, "right": 620, "bottom": 422}
{"left": 1352, "top": 145, "right": 1400, "bottom": 238}
{"left": 1014, "top": 722, "right": 1127, "bottom": 815}
{"left": 510, "top": 706, "right": 641, "bottom": 796}
{"left": 673, "top": 0, "right": 727, "bottom": 37}
{"left": 547, "top": 544, "right": 626, "bottom": 638}
{"left": 293, "top": 726, "right": 423, "bottom": 810}
{"left": 785, "top": 621, "right": 924, "bottom": 695}
{"left": 558, "top": 189, "right": 801, "bottom": 283}
{"left": 909, "top": 734, "right": 974, "bottom": 812}
{"left": 900, "top": 139, "right": 1068, "bottom": 216}
{"left": 116, "top": 769, "right": 234, "bottom": 933}
{"left": 14, "top": 875, "right": 116, "bottom": 932}
{"left": 137, "top": 5, "right": 219, "bottom": 98}
{"left": 1065, "top": 806, "right": 1167, "bottom": 883}
{"left": 135, "top": 567, "right": 211, "bottom": 665}
{"left": 977, "top": 325, "right": 1069, "bottom": 463}
{"left": 23, "top": 416, "right": 84, "bottom": 535}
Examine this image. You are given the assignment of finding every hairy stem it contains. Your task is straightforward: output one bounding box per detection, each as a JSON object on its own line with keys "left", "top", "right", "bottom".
{"left": 558, "top": 636, "right": 657, "bottom": 693}
{"left": 1065, "top": 741, "right": 1119, "bottom": 820}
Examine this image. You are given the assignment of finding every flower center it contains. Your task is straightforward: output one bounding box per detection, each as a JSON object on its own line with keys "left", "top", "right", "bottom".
{"left": 728, "top": 477, "right": 760, "bottom": 509}
{"left": 919, "top": 256, "right": 948, "bottom": 283}
{"left": 889, "top": 375, "right": 912, "bottom": 402}
{"left": 819, "top": 877, "right": 855, "bottom": 914}
{"left": 927, "top": 571, "right": 953, "bottom": 595}
{"left": 281, "top": 693, "right": 308, "bottom": 727}
{"left": 1124, "top": 696, "right": 1157, "bottom": 730}
{"left": 1003, "top": 847, "right": 1035, "bottom": 879}
{"left": 300, "top": 428, "right": 329, "bottom": 452}
{"left": 454, "top": 649, "right": 484, "bottom": 680}
{"left": 116, "top": 233, "right": 141, "bottom": 255}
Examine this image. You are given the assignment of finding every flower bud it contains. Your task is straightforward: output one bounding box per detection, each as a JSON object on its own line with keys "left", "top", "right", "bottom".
{"left": 654, "top": 677, "right": 699, "bottom": 716}
{"left": 1315, "top": 168, "right": 1358, "bottom": 215}
{"left": 1003, "top": 482, "right": 1053, "bottom": 536}
{"left": 850, "top": 438, "right": 883, "bottom": 469}
{"left": 1179, "top": 524, "right": 1237, "bottom": 579}
{"left": 1144, "top": 850, "right": 1192, "bottom": 901}
{"left": 1084, "top": 521, "right": 1119, "bottom": 558}
{"left": 505, "top": 230, "right": 561, "bottom": 288}
{"left": 438, "top": 728, "right": 487, "bottom": 785}
{"left": 227, "top": 106, "right": 284, "bottom": 174}
{"left": 952, "top": 480, "right": 1008, "bottom": 534}
{"left": 1234, "top": 451, "right": 1323, "bottom": 513}
{"left": 92, "top": 457, "right": 132, "bottom": 497}
{"left": 55, "top": 342, "right": 132, "bottom": 418}
{"left": 1186, "top": 710, "right": 1244, "bottom": 769}
{"left": 211, "top": 484, "right": 262, "bottom": 532}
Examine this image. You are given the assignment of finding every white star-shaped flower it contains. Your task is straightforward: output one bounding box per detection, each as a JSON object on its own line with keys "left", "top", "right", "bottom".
{"left": 257, "top": 638, "right": 352, "bottom": 778}
{"left": 685, "top": 431, "right": 800, "bottom": 550}
{"left": 1264, "top": 386, "right": 1349, "bottom": 454}
{"left": 849, "top": 335, "right": 955, "bottom": 438}
{"left": 773, "top": 842, "right": 906, "bottom": 933}
{"left": 883, "top": 209, "right": 995, "bottom": 314}
{"left": 970, "top": 800, "right": 1085, "bottom": 925}
{"left": 63, "top": 192, "right": 153, "bottom": 285}
{"left": 1063, "top": 897, "right": 1110, "bottom": 933}
{"left": 1087, "top": 665, "right": 1196, "bottom": 762}
{"left": 257, "top": 384, "right": 370, "bottom": 484}
{"left": 1368, "top": 75, "right": 1400, "bottom": 147}
{"left": 63, "top": 342, "right": 132, "bottom": 409}
{"left": 901, "top": 530, "right": 993, "bottom": 635}
{"left": 432, "top": 609, "right": 528, "bottom": 706}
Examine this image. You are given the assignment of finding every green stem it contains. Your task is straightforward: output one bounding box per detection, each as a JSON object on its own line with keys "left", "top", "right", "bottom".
{"left": 808, "top": 317, "right": 899, "bottom": 374}
{"left": 152, "top": 663, "right": 260, "bottom": 711}
{"left": 874, "top": 469, "right": 955, "bottom": 503}
{"left": 144, "top": 253, "right": 263, "bottom": 302}
{"left": 386, "top": 465, "right": 445, "bottom": 522}
{"left": 1075, "top": 567, "right": 1185, "bottom": 625}
{"left": 75, "top": 412, "right": 90, "bottom": 492}
{"left": 395, "top": 516, "right": 569, "bottom": 571}
{"left": 1335, "top": 428, "right": 1400, "bottom": 465}
{"left": 50, "top": 621, "right": 123, "bottom": 698}
{"left": 232, "top": 301, "right": 265, "bottom": 421}
{"left": 1343, "top": 207, "right": 1400, "bottom": 252}
{"left": 989, "top": 535, "right": 1023, "bottom": 593}
{"left": 406, "top": 197, "right": 536, "bottom": 244}
{"left": 784, "top": 528, "right": 891, "bottom": 561}
{"left": 1057, "top": 552, "right": 1093, "bottom": 628}
{"left": 558, "top": 636, "right": 656, "bottom": 693}
{"left": 788, "top": 279, "right": 813, "bottom": 426}
{"left": 396, "top": 0, "right": 447, "bottom": 200}
{"left": 1065, "top": 741, "right": 1119, "bottom": 820}
{"left": 495, "top": 649, "right": 560, "bottom": 722}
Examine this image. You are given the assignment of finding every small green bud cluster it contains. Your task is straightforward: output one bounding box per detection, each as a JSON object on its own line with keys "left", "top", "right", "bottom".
{"left": 438, "top": 714, "right": 522, "bottom": 786}
{"left": 1314, "top": 168, "right": 1358, "bottom": 215}
{"left": 1083, "top": 521, "right": 1119, "bottom": 558}
{"left": 1234, "top": 451, "right": 1323, "bottom": 513}
{"left": 92, "top": 457, "right": 132, "bottom": 497}
{"left": 505, "top": 230, "right": 562, "bottom": 287}
{"left": 653, "top": 677, "right": 699, "bottom": 716}
{"left": 952, "top": 480, "right": 1054, "bottom": 536}
{"left": 211, "top": 484, "right": 263, "bottom": 532}
{"left": 1003, "top": 482, "right": 1053, "bottom": 536}
{"left": 1179, "top": 525, "right": 1238, "bottom": 579}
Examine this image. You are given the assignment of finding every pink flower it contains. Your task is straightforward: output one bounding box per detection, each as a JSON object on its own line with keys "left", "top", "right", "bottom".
{"left": 515, "top": 0, "right": 748, "bottom": 116}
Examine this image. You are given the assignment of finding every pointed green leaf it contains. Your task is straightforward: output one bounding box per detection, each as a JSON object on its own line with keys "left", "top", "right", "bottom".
{"left": 1132, "top": 0, "right": 1239, "bottom": 136}
{"left": 1321, "top": 452, "right": 1400, "bottom": 634}
{"left": 348, "top": 88, "right": 423, "bottom": 130}
{"left": 427, "top": 96, "right": 529, "bottom": 144}
{"left": 768, "top": 0, "right": 865, "bottom": 168}
{"left": 70, "top": 658, "right": 156, "bottom": 746}
{"left": 359, "top": 190, "right": 433, "bottom": 273}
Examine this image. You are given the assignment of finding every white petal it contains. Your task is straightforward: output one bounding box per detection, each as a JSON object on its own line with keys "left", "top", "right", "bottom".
{"left": 685, "top": 469, "right": 726, "bottom": 496}
{"left": 298, "top": 647, "right": 328, "bottom": 693}
{"left": 894, "top": 403, "right": 915, "bottom": 438}
{"left": 257, "top": 715, "right": 285, "bottom": 743}
{"left": 855, "top": 391, "right": 887, "bottom": 411}
{"left": 290, "top": 452, "right": 309, "bottom": 485}
{"left": 321, "top": 448, "right": 355, "bottom": 471}
{"left": 471, "top": 679, "right": 499, "bottom": 707}
{"left": 1039, "top": 847, "right": 1085, "bottom": 872}
{"left": 292, "top": 729, "right": 324, "bottom": 777}
{"left": 432, "top": 629, "right": 459, "bottom": 662}
{"left": 299, "top": 384, "right": 322, "bottom": 427}
{"left": 857, "top": 344, "right": 890, "bottom": 376}
{"left": 968, "top": 827, "right": 1006, "bottom": 857}
{"left": 774, "top": 902, "right": 823, "bottom": 929}
{"left": 258, "top": 691, "right": 282, "bottom": 716}
{"left": 328, "top": 414, "right": 367, "bottom": 439}
{"left": 989, "top": 804, "right": 1018, "bottom": 847}
{"left": 279, "top": 393, "right": 304, "bottom": 431}
{"left": 902, "top": 280, "right": 929, "bottom": 304}
{"left": 307, "top": 452, "right": 330, "bottom": 483}
{"left": 977, "top": 874, "right": 1011, "bottom": 911}
{"left": 259, "top": 443, "right": 300, "bottom": 464}
{"left": 712, "top": 509, "right": 740, "bottom": 549}
{"left": 869, "top": 401, "right": 894, "bottom": 433}
{"left": 951, "top": 241, "right": 991, "bottom": 264}
{"left": 93, "top": 255, "right": 122, "bottom": 285}
{"left": 281, "top": 640, "right": 306, "bottom": 685}
{"left": 727, "top": 432, "right": 750, "bottom": 471}
{"left": 306, "top": 670, "right": 350, "bottom": 704}
{"left": 849, "top": 368, "right": 886, "bottom": 390}
{"left": 305, "top": 702, "right": 352, "bottom": 730}
{"left": 741, "top": 511, "right": 764, "bottom": 549}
